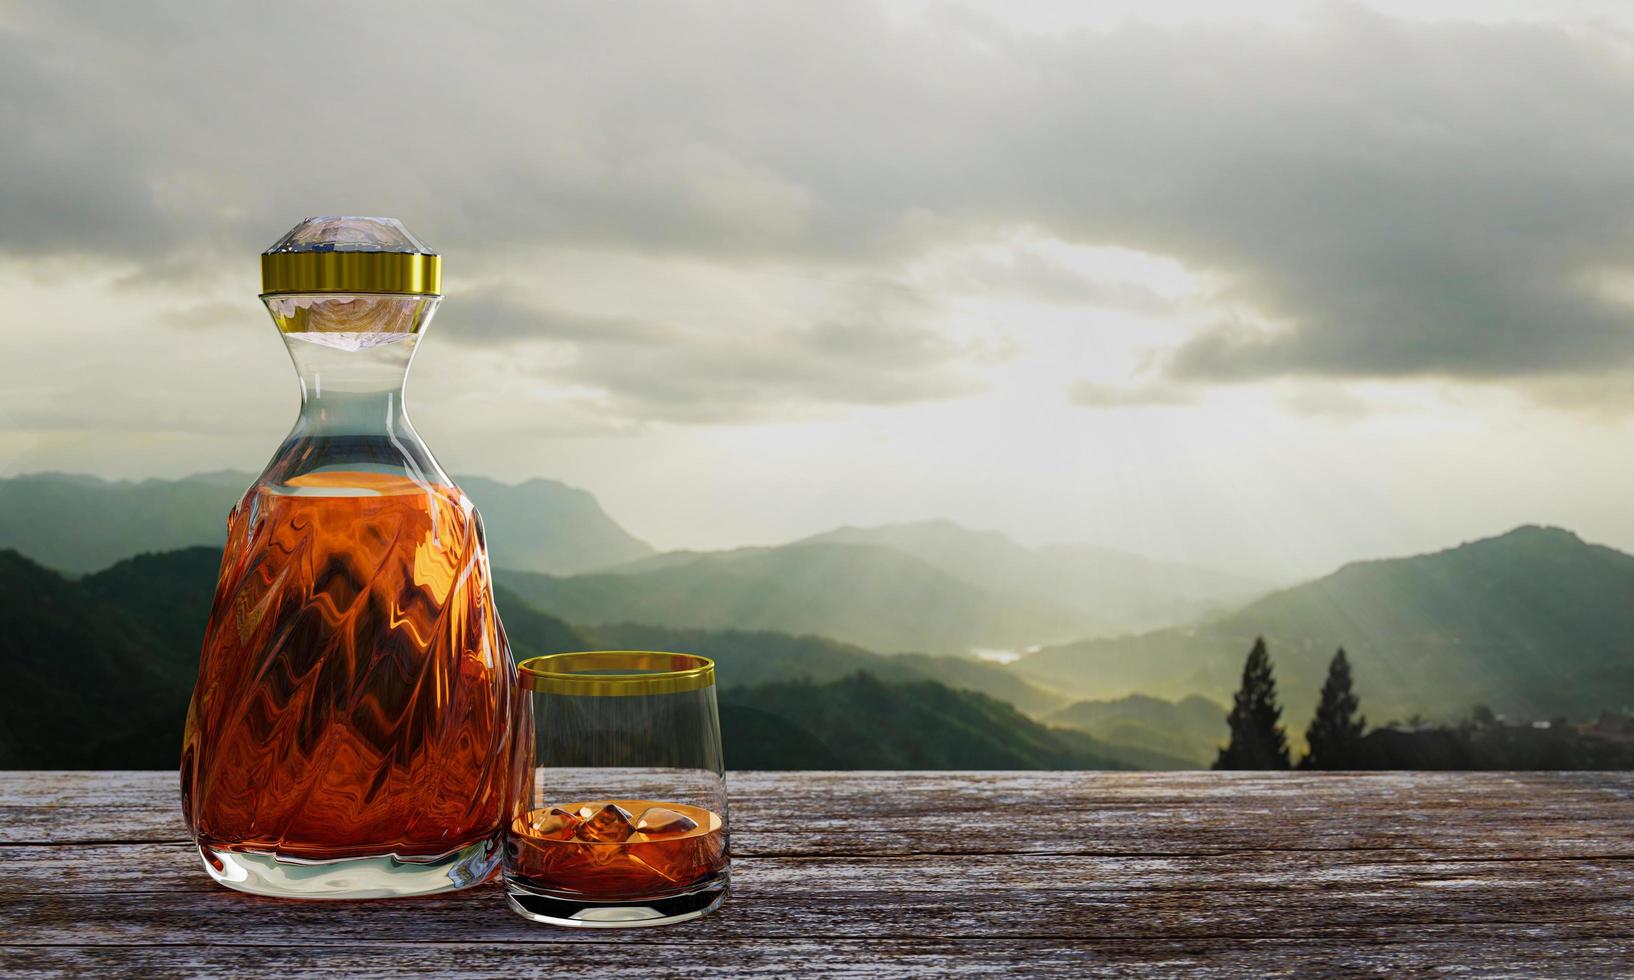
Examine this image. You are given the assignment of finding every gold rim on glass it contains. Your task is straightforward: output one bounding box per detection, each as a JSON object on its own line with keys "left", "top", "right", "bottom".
{"left": 517, "top": 651, "right": 716, "bottom": 697}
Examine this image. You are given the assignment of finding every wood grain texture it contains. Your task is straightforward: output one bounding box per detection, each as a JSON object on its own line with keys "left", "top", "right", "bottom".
{"left": 3, "top": 770, "right": 1633, "bottom": 977}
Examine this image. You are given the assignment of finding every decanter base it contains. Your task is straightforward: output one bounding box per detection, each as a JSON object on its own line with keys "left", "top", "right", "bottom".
{"left": 504, "top": 869, "right": 729, "bottom": 928}
{"left": 198, "top": 834, "right": 500, "bottom": 900}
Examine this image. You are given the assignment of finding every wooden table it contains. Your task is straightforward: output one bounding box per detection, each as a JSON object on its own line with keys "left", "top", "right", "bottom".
{"left": 3, "top": 771, "right": 1633, "bottom": 976}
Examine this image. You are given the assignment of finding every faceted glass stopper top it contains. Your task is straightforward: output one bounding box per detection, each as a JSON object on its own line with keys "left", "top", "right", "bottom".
{"left": 265, "top": 216, "right": 434, "bottom": 255}
{"left": 261, "top": 216, "right": 441, "bottom": 296}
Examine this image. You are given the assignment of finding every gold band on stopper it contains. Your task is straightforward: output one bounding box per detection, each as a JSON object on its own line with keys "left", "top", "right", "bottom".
{"left": 261, "top": 251, "right": 442, "bottom": 296}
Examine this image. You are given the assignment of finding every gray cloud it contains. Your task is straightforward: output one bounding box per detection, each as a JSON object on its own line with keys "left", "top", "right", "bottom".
{"left": 169, "top": 300, "right": 261, "bottom": 330}
{"left": 928, "top": 245, "right": 1181, "bottom": 312}
{"left": 1067, "top": 380, "right": 1195, "bottom": 409}
{"left": 434, "top": 285, "right": 990, "bottom": 422}
{"left": 435, "top": 289, "right": 668, "bottom": 348}
{"left": 6, "top": 2, "right": 1634, "bottom": 394}
{"left": 560, "top": 320, "right": 987, "bottom": 423}
{"left": 1277, "top": 385, "right": 1372, "bottom": 421}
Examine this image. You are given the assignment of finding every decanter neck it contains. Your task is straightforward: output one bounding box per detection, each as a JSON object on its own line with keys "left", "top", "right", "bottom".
{"left": 259, "top": 293, "right": 450, "bottom": 489}
{"left": 285, "top": 332, "right": 417, "bottom": 433}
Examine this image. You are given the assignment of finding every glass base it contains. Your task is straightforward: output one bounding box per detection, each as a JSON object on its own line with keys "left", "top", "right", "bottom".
{"left": 505, "top": 870, "right": 729, "bottom": 928}
{"left": 199, "top": 834, "right": 500, "bottom": 899}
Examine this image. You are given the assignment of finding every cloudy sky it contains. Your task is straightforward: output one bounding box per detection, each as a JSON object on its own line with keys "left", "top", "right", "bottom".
{"left": 5, "top": 0, "right": 1634, "bottom": 579}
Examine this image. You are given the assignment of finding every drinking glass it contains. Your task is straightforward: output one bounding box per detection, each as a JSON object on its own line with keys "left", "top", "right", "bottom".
{"left": 504, "top": 651, "right": 730, "bottom": 927}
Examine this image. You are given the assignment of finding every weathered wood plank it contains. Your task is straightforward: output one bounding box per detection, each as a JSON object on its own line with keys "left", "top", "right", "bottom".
{"left": 7, "top": 937, "right": 1631, "bottom": 980}
{"left": 3, "top": 771, "right": 1633, "bottom": 976}
{"left": 8, "top": 770, "right": 1634, "bottom": 854}
{"left": 7, "top": 878, "right": 1634, "bottom": 945}
{"left": 10, "top": 840, "right": 1634, "bottom": 898}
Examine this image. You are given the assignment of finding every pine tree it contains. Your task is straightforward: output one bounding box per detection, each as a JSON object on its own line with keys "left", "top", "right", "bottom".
{"left": 1301, "top": 648, "right": 1366, "bottom": 770}
{"left": 1213, "top": 637, "right": 1291, "bottom": 770}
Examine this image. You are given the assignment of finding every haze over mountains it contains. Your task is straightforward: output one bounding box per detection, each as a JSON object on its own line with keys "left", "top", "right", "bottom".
{"left": 803, "top": 522, "right": 1268, "bottom": 636}
{"left": 0, "top": 472, "right": 1257, "bottom": 654}
{"left": 498, "top": 542, "right": 1098, "bottom": 655}
{"left": 493, "top": 521, "right": 1273, "bottom": 655}
{"left": 1044, "top": 694, "right": 1227, "bottom": 768}
{"left": 570, "top": 521, "right": 1268, "bottom": 651}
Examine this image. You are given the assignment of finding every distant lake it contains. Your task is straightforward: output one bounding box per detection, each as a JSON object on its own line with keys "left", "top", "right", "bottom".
{"left": 969, "top": 648, "right": 1026, "bottom": 664}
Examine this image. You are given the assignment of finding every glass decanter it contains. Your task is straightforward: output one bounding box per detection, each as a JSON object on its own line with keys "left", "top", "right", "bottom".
{"left": 180, "top": 217, "right": 516, "bottom": 899}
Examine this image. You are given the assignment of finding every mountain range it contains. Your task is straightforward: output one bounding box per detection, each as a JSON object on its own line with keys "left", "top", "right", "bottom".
{"left": 5, "top": 469, "right": 1634, "bottom": 769}
{"left": 0, "top": 471, "right": 250, "bottom": 576}
{"left": 0, "top": 471, "right": 654, "bottom": 576}
{"left": 457, "top": 475, "right": 654, "bottom": 574}
{"left": 718, "top": 673, "right": 1140, "bottom": 770}
{"left": 1015, "top": 525, "right": 1634, "bottom": 728}
{"left": 0, "top": 472, "right": 1255, "bottom": 655}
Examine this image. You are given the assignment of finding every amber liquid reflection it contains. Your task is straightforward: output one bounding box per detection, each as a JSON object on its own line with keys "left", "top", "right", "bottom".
{"left": 180, "top": 472, "right": 513, "bottom": 861}
{"left": 507, "top": 800, "right": 727, "bottom": 898}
